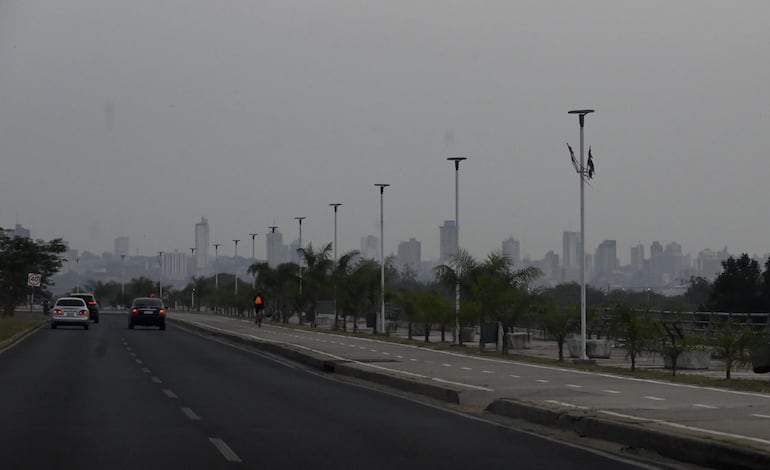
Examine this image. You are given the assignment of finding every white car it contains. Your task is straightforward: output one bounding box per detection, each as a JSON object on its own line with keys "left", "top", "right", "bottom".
{"left": 51, "top": 297, "right": 90, "bottom": 330}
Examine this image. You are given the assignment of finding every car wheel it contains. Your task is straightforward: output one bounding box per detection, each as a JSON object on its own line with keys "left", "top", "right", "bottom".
{"left": 159, "top": 323, "right": 166, "bottom": 331}
{"left": 83, "top": 323, "right": 89, "bottom": 330}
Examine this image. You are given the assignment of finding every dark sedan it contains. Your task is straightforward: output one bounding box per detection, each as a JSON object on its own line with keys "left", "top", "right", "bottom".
{"left": 128, "top": 297, "right": 166, "bottom": 330}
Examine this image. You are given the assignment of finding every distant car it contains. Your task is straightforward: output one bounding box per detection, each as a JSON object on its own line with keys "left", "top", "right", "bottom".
{"left": 128, "top": 297, "right": 166, "bottom": 330}
{"left": 69, "top": 292, "right": 100, "bottom": 323}
{"left": 51, "top": 297, "right": 90, "bottom": 329}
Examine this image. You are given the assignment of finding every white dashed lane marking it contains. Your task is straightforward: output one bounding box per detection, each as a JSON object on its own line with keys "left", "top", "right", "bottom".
{"left": 141, "top": 368, "right": 151, "bottom": 374}
{"left": 566, "top": 384, "right": 582, "bottom": 389}
{"left": 130, "top": 352, "right": 137, "bottom": 357}
{"left": 509, "top": 374, "right": 520, "bottom": 378}
{"left": 751, "top": 413, "right": 770, "bottom": 419}
{"left": 694, "top": 404, "right": 717, "bottom": 409}
{"left": 409, "top": 358, "right": 417, "bottom": 362}
{"left": 482, "top": 370, "right": 495, "bottom": 374}
{"left": 536, "top": 379, "right": 549, "bottom": 383}
{"left": 209, "top": 438, "right": 242, "bottom": 462}
{"left": 602, "top": 390, "right": 621, "bottom": 394}
{"left": 163, "top": 389, "right": 178, "bottom": 399}
{"left": 442, "top": 363, "right": 452, "bottom": 367}
{"left": 644, "top": 396, "right": 665, "bottom": 401}
{"left": 151, "top": 377, "right": 162, "bottom": 384}
{"left": 546, "top": 400, "right": 588, "bottom": 410}
{"left": 396, "top": 355, "right": 404, "bottom": 359}
{"left": 135, "top": 359, "right": 143, "bottom": 364}
{"left": 181, "top": 407, "right": 200, "bottom": 421}
{"left": 461, "top": 367, "right": 472, "bottom": 371}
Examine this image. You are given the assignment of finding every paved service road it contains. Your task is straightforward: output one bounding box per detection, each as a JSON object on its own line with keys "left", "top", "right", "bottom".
{"left": 0, "top": 314, "right": 646, "bottom": 469}
{"left": 170, "top": 312, "right": 770, "bottom": 455}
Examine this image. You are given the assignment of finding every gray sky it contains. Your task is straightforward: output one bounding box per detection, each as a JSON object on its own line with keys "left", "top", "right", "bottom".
{"left": 1, "top": 1, "right": 769, "bottom": 264}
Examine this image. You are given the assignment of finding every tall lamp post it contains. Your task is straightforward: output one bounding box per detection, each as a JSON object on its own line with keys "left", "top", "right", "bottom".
{"left": 120, "top": 254, "right": 126, "bottom": 297}
{"left": 568, "top": 108, "right": 595, "bottom": 362}
{"left": 374, "top": 184, "right": 389, "bottom": 334}
{"left": 157, "top": 251, "right": 164, "bottom": 300}
{"left": 268, "top": 226, "right": 278, "bottom": 267}
{"left": 447, "top": 156, "right": 467, "bottom": 345}
{"left": 189, "top": 247, "right": 195, "bottom": 274}
{"left": 294, "top": 217, "right": 305, "bottom": 297}
{"left": 213, "top": 243, "right": 221, "bottom": 289}
{"left": 330, "top": 203, "right": 342, "bottom": 328}
{"left": 233, "top": 239, "right": 240, "bottom": 296}
{"left": 249, "top": 233, "right": 258, "bottom": 289}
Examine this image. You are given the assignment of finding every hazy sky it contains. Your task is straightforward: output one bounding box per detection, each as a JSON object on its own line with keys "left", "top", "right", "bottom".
{"left": 2, "top": 1, "right": 769, "bottom": 264}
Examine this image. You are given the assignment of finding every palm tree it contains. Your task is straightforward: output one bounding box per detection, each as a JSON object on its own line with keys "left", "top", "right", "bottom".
{"left": 296, "top": 242, "right": 333, "bottom": 326}
{"left": 331, "top": 250, "right": 359, "bottom": 330}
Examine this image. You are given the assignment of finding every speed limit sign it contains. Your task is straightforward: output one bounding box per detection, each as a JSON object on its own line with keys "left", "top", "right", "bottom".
{"left": 27, "top": 273, "right": 41, "bottom": 287}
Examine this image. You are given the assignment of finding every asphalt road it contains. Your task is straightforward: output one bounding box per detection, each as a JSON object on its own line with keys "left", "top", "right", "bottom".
{"left": 0, "top": 314, "right": 648, "bottom": 469}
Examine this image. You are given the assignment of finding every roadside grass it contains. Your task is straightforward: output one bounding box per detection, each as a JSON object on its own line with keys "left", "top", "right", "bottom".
{"left": 0, "top": 317, "right": 45, "bottom": 343}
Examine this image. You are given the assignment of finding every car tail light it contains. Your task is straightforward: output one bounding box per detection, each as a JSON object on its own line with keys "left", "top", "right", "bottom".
{"left": 131, "top": 308, "right": 138, "bottom": 313}
{"left": 88, "top": 301, "right": 97, "bottom": 305}
{"left": 159, "top": 309, "right": 166, "bottom": 315}
{"left": 78, "top": 310, "right": 88, "bottom": 316}
{"left": 53, "top": 309, "right": 63, "bottom": 315}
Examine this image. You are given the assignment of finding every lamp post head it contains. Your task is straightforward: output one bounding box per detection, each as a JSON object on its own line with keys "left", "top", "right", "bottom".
{"left": 568, "top": 109, "right": 595, "bottom": 127}
{"left": 294, "top": 217, "right": 305, "bottom": 226}
{"left": 330, "top": 203, "right": 342, "bottom": 212}
{"left": 374, "top": 183, "right": 390, "bottom": 194}
{"left": 269, "top": 226, "right": 278, "bottom": 233}
{"left": 249, "top": 233, "right": 258, "bottom": 240}
{"left": 447, "top": 156, "right": 467, "bottom": 170}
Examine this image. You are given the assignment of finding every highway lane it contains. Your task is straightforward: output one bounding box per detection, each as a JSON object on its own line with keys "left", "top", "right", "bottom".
{"left": 0, "top": 314, "right": 647, "bottom": 469}
{"left": 171, "top": 312, "right": 770, "bottom": 452}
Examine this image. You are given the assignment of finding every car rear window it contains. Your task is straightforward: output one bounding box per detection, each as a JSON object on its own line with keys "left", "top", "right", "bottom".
{"left": 133, "top": 298, "right": 162, "bottom": 308}
{"left": 57, "top": 299, "right": 86, "bottom": 307}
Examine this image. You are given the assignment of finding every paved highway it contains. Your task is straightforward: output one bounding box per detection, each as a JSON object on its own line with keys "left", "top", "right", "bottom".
{"left": 0, "top": 314, "right": 646, "bottom": 469}
{"left": 171, "top": 312, "right": 770, "bottom": 455}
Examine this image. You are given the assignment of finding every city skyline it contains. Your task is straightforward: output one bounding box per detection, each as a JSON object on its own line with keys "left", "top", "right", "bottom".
{"left": 2, "top": 2, "right": 769, "bottom": 271}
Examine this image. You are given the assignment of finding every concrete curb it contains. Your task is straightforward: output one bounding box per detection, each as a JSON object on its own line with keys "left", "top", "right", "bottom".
{"left": 0, "top": 319, "right": 46, "bottom": 353}
{"left": 168, "top": 317, "right": 463, "bottom": 404}
{"left": 487, "top": 398, "right": 770, "bottom": 470}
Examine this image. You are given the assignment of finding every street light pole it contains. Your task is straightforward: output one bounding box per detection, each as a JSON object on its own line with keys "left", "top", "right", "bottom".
{"left": 330, "top": 203, "right": 342, "bottom": 329}
{"left": 120, "top": 254, "right": 126, "bottom": 297}
{"left": 268, "top": 226, "right": 278, "bottom": 267}
{"left": 568, "top": 108, "right": 595, "bottom": 362}
{"left": 213, "top": 243, "right": 220, "bottom": 289}
{"left": 294, "top": 217, "right": 305, "bottom": 297}
{"left": 190, "top": 247, "right": 195, "bottom": 275}
{"left": 233, "top": 239, "right": 240, "bottom": 296}
{"left": 447, "top": 156, "right": 467, "bottom": 345}
{"left": 157, "top": 251, "right": 164, "bottom": 300}
{"left": 375, "top": 184, "right": 390, "bottom": 334}
{"left": 249, "top": 233, "right": 258, "bottom": 288}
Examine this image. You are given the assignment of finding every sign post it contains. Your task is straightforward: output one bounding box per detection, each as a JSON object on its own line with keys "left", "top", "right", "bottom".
{"left": 28, "top": 273, "right": 41, "bottom": 312}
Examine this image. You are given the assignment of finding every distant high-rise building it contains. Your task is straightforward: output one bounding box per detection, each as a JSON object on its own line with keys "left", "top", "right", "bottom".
{"left": 162, "top": 251, "right": 188, "bottom": 281}
{"left": 266, "top": 229, "right": 286, "bottom": 267}
{"left": 439, "top": 220, "right": 457, "bottom": 262}
{"left": 114, "top": 237, "right": 129, "bottom": 257}
{"left": 594, "top": 240, "right": 617, "bottom": 276}
{"left": 562, "top": 231, "right": 580, "bottom": 270}
{"left": 696, "top": 247, "right": 728, "bottom": 280}
{"left": 502, "top": 237, "right": 520, "bottom": 267}
{"left": 630, "top": 243, "right": 644, "bottom": 271}
{"left": 397, "top": 238, "right": 421, "bottom": 274}
{"left": 5, "top": 224, "right": 30, "bottom": 238}
{"left": 360, "top": 235, "right": 379, "bottom": 260}
{"left": 543, "top": 250, "right": 560, "bottom": 280}
{"left": 194, "top": 217, "right": 209, "bottom": 269}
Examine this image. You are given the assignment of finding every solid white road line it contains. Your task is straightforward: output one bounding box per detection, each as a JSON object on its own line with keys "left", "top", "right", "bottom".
{"left": 209, "top": 438, "right": 242, "bottom": 462}
{"left": 181, "top": 407, "right": 200, "bottom": 421}
{"left": 600, "top": 410, "right": 770, "bottom": 446}
{"left": 163, "top": 389, "right": 178, "bottom": 399}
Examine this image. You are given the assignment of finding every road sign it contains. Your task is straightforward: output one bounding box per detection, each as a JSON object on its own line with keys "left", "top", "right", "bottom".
{"left": 27, "top": 273, "right": 41, "bottom": 287}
